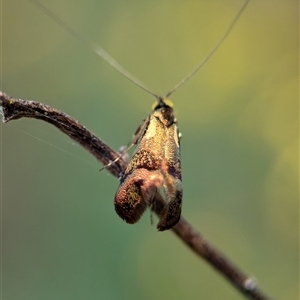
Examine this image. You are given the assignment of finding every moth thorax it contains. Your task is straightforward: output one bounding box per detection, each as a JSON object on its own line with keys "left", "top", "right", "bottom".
{"left": 154, "top": 106, "right": 174, "bottom": 126}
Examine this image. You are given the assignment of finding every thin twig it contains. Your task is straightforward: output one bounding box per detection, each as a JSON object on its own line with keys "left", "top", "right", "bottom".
{"left": 0, "top": 91, "right": 272, "bottom": 300}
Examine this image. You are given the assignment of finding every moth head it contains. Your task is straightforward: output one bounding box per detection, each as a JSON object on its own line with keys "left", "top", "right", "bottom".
{"left": 152, "top": 98, "right": 175, "bottom": 126}
{"left": 152, "top": 98, "right": 174, "bottom": 111}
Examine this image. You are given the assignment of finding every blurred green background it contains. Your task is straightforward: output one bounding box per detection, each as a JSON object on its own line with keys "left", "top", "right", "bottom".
{"left": 1, "top": 0, "right": 298, "bottom": 299}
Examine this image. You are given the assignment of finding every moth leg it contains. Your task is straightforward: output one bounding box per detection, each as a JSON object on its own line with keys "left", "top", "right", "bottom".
{"left": 114, "top": 169, "right": 163, "bottom": 224}
{"left": 131, "top": 116, "right": 150, "bottom": 145}
{"left": 116, "top": 116, "right": 149, "bottom": 164}
{"left": 99, "top": 117, "right": 150, "bottom": 172}
{"left": 116, "top": 145, "right": 130, "bottom": 165}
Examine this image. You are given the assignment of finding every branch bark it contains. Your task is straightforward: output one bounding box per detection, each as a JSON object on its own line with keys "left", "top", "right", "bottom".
{"left": 0, "top": 91, "right": 272, "bottom": 300}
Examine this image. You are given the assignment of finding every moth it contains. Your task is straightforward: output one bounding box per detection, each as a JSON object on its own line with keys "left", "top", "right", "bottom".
{"left": 5, "top": 0, "right": 250, "bottom": 230}
{"left": 114, "top": 98, "right": 182, "bottom": 231}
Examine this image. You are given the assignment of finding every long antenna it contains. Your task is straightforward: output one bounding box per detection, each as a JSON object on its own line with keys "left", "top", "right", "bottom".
{"left": 164, "top": 0, "right": 250, "bottom": 99}
{"left": 29, "top": 0, "right": 250, "bottom": 102}
{"left": 28, "top": 0, "right": 160, "bottom": 100}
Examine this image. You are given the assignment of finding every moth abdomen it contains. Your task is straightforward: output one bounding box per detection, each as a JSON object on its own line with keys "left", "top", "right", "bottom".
{"left": 114, "top": 169, "right": 164, "bottom": 224}
{"left": 156, "top": 160, "right": 182, "bottom": 231}
{"left": 114, "top": 179, "right": 147, "bottom": 224}
{"left": 157, "top": 187, "right": 182, "bottom": 231}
